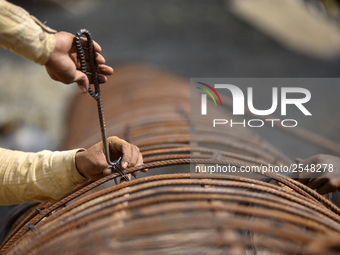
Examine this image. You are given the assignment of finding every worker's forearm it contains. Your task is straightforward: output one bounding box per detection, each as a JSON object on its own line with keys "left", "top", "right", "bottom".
{"left": 0, "top": 0, "right": 56, "bottom": 65}
{"left": 0, "top": 148, "right": 88, "bottom": 205}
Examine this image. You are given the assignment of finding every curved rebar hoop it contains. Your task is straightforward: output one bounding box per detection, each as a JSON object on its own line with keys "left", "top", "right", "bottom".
{"left": 2, "top": 65, "right": 340, "bottom": 254}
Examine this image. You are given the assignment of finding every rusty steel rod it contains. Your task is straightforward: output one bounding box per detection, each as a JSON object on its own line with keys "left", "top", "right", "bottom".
{"left": 2, "top": 65, "right": 340, "bottom": 255}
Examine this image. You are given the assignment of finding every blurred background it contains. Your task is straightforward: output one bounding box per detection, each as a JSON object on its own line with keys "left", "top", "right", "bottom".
{"left": 1, "top": 0, "right": 340, "bottom": 214}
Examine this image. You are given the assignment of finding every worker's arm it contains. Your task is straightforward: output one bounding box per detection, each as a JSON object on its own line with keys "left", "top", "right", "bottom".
{"left": 0, "top": 148, "right": 86, "bottom": 205}
{"left": 0, "top": 0, "right": 113, "bottom": 93}
{"left": 295, "top": 154, "right": 340, "bottom": 194}
{"left": 0, "top": 0, "right": 56, "bottom": 64}
{"left": 0, "top": 136, "right": 144, "bottom": 205}
{"left": 0, "top": 1, "right": 143, "bottom": 205}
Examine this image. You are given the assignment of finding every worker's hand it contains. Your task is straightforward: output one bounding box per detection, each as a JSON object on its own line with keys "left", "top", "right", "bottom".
{"left": 44, "top": 31, "right": 114, "bottom": 93}
{"left": 293, "top": 154, "right": 340, "bottom": 195}
{"left": 75, "top": 136, "right": 147, "bottom": 181}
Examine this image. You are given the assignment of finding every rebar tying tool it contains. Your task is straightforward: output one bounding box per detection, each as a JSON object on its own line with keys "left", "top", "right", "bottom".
{"left": 75, "top": 29, "right": 129, "bottom": 182}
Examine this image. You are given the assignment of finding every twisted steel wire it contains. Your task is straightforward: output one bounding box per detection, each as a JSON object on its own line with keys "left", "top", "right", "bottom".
{"left": 2, "top": 65, "right": 340, "bottom": 254}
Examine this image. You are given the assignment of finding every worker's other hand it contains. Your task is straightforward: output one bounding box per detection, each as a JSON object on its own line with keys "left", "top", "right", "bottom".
{"left": 44, "top": 32, "right": 114, "bottom": 93}
{"left": 75, "top": 136, "right": 147, "bottom": 181}
{"left": 293, "top": 154, "right": 340, "bottom": 195}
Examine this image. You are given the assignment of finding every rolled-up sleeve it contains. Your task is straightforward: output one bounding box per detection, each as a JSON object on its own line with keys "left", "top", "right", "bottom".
{"left": 0, "top": 148, "right": 88, "bottom": 205}
{"left": 0, "top": 0, "right": 56, "bottom": 65}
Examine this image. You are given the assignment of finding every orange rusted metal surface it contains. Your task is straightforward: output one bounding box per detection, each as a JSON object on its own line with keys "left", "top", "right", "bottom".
{"left": 1, "top": 65, "right": 340, "bottom": 255}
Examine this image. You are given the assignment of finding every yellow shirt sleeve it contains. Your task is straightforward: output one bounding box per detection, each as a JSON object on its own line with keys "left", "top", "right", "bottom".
{"left": 0, "top": 148, "right": 88, "bottom": 205}
{"left": 0, "top": 0, "right": 56, "bottom": 65}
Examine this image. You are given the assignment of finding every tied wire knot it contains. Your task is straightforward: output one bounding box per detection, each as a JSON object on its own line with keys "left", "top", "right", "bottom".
{"left": 75, "top": 29, "right": 129, "bottom": 182}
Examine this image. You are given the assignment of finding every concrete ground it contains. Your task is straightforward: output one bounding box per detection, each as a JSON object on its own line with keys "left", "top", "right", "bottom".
{"left": 1, "top": 0, "right": 340, "bottom": 217}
